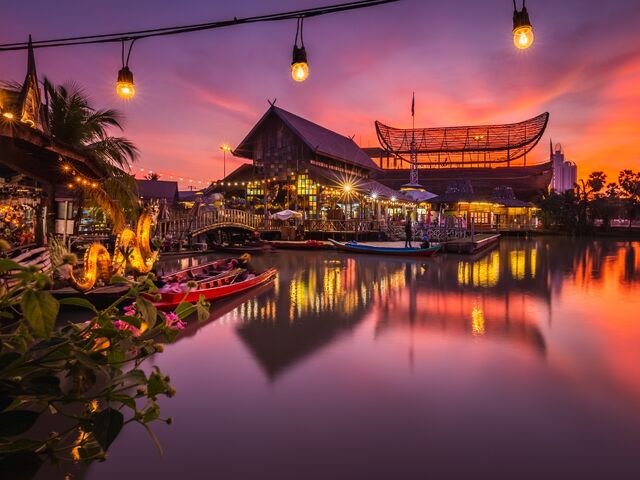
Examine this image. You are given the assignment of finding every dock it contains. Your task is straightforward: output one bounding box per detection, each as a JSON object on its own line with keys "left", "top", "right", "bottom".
{"left": 443, "top": 233, "right": 500, "bottom": 254}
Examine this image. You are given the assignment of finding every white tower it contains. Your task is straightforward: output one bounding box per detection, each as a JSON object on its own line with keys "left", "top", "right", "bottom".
{"left": 549, "top": 141, "right": 577, "bottom": 193}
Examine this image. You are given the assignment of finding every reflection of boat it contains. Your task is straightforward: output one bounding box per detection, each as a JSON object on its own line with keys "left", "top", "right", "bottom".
{"left": 268, "top": 240, "right": 331, "bottom": 250}
{"left": 154, "top": 266, "right": 278, "bottom": 309}
{"left": 328, "top": 239, "right": 440, "bottom": 257}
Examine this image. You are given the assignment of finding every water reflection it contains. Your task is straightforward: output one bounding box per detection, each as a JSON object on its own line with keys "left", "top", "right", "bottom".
{"left": 80, "top": 237, "right": 640, "bottom": 480}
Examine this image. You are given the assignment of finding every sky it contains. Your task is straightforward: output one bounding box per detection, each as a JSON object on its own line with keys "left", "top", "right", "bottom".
{"left": 2, "top": 0, "right": 639, "bottom": 187}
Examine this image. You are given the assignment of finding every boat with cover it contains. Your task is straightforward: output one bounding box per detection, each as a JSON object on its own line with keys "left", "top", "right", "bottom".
{"left": 328, "top": 239, "right": 440, "bottom": 257}
{"left": 153, "top": 257, "right": 277, "bottom": 309}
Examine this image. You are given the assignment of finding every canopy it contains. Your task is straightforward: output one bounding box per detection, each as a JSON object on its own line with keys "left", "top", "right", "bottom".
{"left": 272, "top": 209, "right": 303, "bottom": 220}
{"left": 375, "top": 112, "right": 549, "bottom": 166}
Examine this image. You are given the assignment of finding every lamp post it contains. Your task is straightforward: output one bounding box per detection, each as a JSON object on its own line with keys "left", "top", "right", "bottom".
{"left": 220, "top": 145, "right": 231, "bottom": 179}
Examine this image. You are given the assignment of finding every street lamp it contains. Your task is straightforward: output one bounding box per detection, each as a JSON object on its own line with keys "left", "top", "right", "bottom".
{"left": 220, "top": 145, "right": 231, "bottom": 178}
{"left": 512, "top": 0, "right": 534, "bottom": 50}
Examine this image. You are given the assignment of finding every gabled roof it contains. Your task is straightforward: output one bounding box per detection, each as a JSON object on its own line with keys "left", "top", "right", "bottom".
{"left": 235, "top": 106, "right": 380, "bottom": 171}
{"left": 136, "top": 179, "right": 178, "bottom": 202}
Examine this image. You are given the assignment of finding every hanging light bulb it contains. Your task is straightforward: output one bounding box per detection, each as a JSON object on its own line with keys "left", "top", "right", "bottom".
{"left": 512, "top": 0, "right": 534, "bottom": 50}
{"left": 116, "top": 66, "right": 135, "bottom": 99}
{"left": 291, "top": 17, "right": 309, "bottom": 82}
{"left": 116, "top": 39, "right": 137, "bottom": 99}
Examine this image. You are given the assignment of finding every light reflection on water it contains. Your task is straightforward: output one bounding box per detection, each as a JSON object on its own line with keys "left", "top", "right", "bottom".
{"left": 79, "top": 237, "right": 640, "bottom": 480}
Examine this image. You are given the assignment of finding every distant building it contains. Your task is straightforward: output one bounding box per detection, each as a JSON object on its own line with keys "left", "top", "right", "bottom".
{"left": 136, "top": 179, "right": 178, "bottom": 205}
{"left": 549, "top": 142, "right": 577, "bottom": 193}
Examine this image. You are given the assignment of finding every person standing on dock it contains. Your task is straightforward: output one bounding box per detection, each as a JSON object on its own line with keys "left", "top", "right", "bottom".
{"left": 405, "top": 214, "right": 413, "bottom": 248}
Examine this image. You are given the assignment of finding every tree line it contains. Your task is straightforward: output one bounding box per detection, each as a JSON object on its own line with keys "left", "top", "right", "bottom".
{"left": 539, "top": 170, "right": 640, "bottom": 233}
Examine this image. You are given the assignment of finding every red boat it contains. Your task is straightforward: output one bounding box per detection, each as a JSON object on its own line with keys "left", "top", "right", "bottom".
{"left": 268, "top": 240, "right": 330, "bottom": 250}
{"left": 153, "top": 258, "right": 277, "bottom": 309}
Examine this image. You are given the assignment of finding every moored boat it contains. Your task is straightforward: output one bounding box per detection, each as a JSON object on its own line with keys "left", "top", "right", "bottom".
{"left": 153, "top": 264, "right": 278, "bottom": 309}
{"left": 211, "top": 243, "right": 272, "bottom": 254}
{"left": 328, "top": 239, "right": 440, "bottom": 257}
{"left": 268, "top": 240, "right": 331, "bottom": 250}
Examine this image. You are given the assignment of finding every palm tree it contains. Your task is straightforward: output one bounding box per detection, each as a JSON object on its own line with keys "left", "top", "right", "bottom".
{"left": 44, "top": 79, "right": 140, "bottom": 232}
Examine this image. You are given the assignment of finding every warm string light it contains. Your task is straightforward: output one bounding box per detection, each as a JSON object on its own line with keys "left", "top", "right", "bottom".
{"left": 512, "top": 0, "right": 534, "bottom": 50}
{"left": 291, "top": 17, "right": 309, "bottom": 82}
{"left": 116, "top": 39, "right": 136, "bottom": 100}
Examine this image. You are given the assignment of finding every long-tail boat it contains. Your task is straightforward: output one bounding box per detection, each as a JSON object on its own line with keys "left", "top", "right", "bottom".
{"left": 153, "top": 258, "right": 277, "bottom": 309}
{"left": 328, "top": 239, "right": 440, "bottom": 257}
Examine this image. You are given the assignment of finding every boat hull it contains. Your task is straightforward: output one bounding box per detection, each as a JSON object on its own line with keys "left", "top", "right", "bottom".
{"left": 153, "top": 268, "right": 278, "bottom": 309}
{"left": 268, "top": 240, "right": 330, "bottom": 250}
{"left": 328, "top": 239, "right": 440, "bottom": 257}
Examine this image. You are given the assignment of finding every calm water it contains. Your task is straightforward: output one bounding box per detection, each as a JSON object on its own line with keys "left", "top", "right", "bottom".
{"left": 73, "top": 237, "right": 640, "bottom": 479}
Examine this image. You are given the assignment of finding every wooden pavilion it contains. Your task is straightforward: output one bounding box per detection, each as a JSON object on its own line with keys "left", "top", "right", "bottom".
{"left": 0, "top": 39, "right": 110, "bottom": 245}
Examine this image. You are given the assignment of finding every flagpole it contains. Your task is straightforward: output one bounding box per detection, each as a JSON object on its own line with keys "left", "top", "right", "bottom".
{"left": 409, "top": 92, "right": 418, "bottom": 186}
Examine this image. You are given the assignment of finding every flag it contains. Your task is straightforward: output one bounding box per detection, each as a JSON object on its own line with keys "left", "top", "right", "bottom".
{"left": 411, "top": 92, "right": 415, "bottom": 117}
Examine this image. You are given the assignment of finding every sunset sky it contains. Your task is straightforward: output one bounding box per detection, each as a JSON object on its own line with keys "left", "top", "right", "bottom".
{"left": 2, "top": 0, "right": 639, "bottom": 187}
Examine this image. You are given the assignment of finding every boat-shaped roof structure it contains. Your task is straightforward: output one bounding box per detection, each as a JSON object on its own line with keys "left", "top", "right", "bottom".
{"left": 375, "top": 112, "right": 549, "bottom": 166}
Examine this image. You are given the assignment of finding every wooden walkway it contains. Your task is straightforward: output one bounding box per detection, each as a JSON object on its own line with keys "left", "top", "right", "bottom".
{"left": 442, "top": 233, "right": 500, "bottom": 254}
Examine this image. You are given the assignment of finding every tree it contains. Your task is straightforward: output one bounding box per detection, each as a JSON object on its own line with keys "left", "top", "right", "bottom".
{"left": 574, "top": 171, "right": 607, "bottom": 231}
{"left": 44, "top": 79, "right": 140, "bottom": 232}
{"left": 618, "top": 169, "right": 640, "bottom": 228}
{"left": 538, "top": 190, "right": 578, "bottom": 232}
{"left": 145, "top": 172, "right": 160, "bottom": 181}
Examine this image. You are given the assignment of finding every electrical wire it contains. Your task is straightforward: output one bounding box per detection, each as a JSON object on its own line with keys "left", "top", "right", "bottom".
{"left": 0, "top": 0, "right": 399, "bottom": 52}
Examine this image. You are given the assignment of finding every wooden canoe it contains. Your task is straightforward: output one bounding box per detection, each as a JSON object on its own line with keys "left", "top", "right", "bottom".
{"left": 153, "top": 267, "right": 278, "bottom": 309}
{"left": 328, "top": 239, "right": 440, "bottom": 257}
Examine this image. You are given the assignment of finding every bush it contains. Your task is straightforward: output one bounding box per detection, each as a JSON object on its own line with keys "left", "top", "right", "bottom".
{"left": 0, "top": 259, "right": 209, "bottom": 479}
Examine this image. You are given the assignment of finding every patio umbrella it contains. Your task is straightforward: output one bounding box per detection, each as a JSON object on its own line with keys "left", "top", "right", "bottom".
{"left": 272, "top": 209, "right": 303, "bottom": 220}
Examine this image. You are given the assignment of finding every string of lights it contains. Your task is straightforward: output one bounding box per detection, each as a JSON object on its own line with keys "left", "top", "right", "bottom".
{"left": 0, "top": 0, "right": 533, "bottom": 100}
{"left": 0, "top": 1, "right": 398, "bottom": 50}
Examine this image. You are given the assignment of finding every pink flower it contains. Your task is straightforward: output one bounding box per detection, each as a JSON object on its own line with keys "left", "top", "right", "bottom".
{"left": 123, "top": 304, "right": 137, "bottom": 317}
{"left": 163, "top": 311, "right": 186, "bottom": 330}
{"left": 113, "top": 320, "right": 130, "bottom": 331}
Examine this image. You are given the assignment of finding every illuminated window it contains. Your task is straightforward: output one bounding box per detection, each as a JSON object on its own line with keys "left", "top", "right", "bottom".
{"left": 296, "top": 174, "right": 317, "bottom": 215}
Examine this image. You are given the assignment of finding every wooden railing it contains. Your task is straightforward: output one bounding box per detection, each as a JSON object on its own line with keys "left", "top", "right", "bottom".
{"left": 157, "top": 209, "right": 265, "bottom": 237}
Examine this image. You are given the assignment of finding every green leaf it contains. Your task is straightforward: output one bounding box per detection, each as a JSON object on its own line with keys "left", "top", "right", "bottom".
{"left": 0, "top": 451, "right": 43, "bottom": 480}
{"left": 135, "top": 296, "right": 157, "bottom": 330}
{"left": 22, "top": 375, "right": 61, "bottom": 396}
{"left": 108, "top": 393, "right": 136, "bottom": 409}
{"left": 107, "top": 347, "right": 126, "bottom": 367}
{"left": 91, "top": 408, "right": 124, "bottom": 451}
{"left": 113, "top": 368, "right": 147, "bottom": 387}
{"left": 58, "top": 297, "right": 98, "bottom": 312}
{"left": 142, "top": 402, "right": 160, "bottom": 423}
{"left": 109, "top": 275, "right": 130, "bottom": 285}
{"left": 0, "top": 259, "right": 22, "bottom": 273}
{"left": 174, "top": 301, "right": 195, "bottom": 320}
{"left": 146, "top": 369, "right": 169, "bottom": 399}
{"left": 0, "top": 410, "right": 39, "bottom": 436}
{"left": 20, "top": 290, "right": 59, "bottom": 339}
{"left": 0, "top": 438, "right": 42, "bottom": 453}
{"left": 29, "top": 338, "right": 66, "bottom": 351}
{"left": 0, "top": 352, "right": 20, "bottom": 372}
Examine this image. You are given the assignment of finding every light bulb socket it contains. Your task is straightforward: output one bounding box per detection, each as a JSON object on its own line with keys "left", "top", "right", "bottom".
{"left": 292, "top": 45, "right": 308, "bottom": 65}
{"left": 117, "top": 66, "right": 134, "bottom": 84}
{"left": 513, "top": 6, "right": 532, "bottom": 31}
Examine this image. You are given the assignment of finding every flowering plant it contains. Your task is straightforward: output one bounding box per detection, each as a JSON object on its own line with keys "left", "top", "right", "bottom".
{"left": 0, "top": 258, "right": 209, "bottom": 479}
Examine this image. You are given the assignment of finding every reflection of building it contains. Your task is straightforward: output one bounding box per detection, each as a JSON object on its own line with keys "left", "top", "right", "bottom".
{"left": 549, "top": 142, "right": 577, "bottom": 193}
{"left": 234, "top": 254, "right": 405, "bottom": 379}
